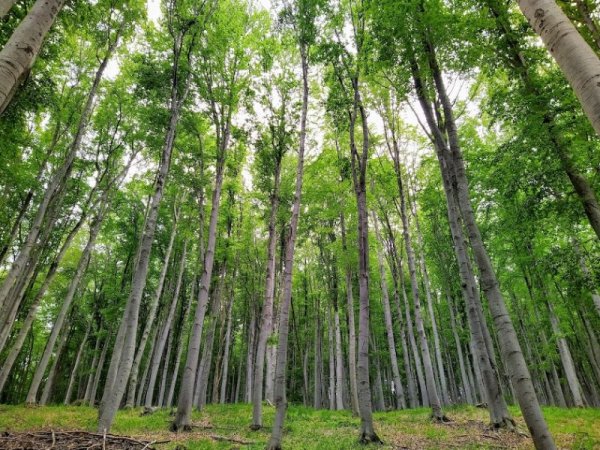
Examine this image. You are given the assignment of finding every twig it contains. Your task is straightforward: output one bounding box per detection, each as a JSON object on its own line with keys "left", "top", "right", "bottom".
{"left": 208, "top": 434, "right": 255, "bottom": 445}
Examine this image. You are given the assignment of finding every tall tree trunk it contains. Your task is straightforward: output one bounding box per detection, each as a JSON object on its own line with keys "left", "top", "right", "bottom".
{"left": 127, "top": 213, "right": 179, "bottom": 408}
{"left": 98, "top": 28, "right": 187, "bottom": 431}
{"left": 372, "top": 212, "right": 406, "bottom": 409}
{"left": 447, "top": 293, "right": 474, "bottom": 405}
{"left": 251, "top": 157, "right": 282, "bottom": 429}
{"left": 265, "top": 43, "right": 308, "bottom": 450}
{"left": 388, "top": 129, "right": 445, "bottom": 420}
{"left": 313, "top": 292, "right": 323, "bottom": 409}
{"left": 333, "top": 298, "right": 345, "bottom": 410}
{"left": 39, "top": 325, "right": 69, "bottom": 405}
{"left": 547, "top": 300, "right": 585, "bottom": 406}
{"left": 220, "top": 291, "right": 234, "bottom": 404}
{"left": 415, "top": 35, "right": 556, "bottom": 448}
{"left": 144, "top": 242, "right": 186, "bottom": 407}
{"left": 0, "top": 28, "right": 119, "bottom": 323}
{"left": 0, "top": 0, "right": 65, "bottom": 113}
{"left": 340, "top": 211, "right": 359, "bottom": 414}
{"left": 245, "top": 304, "right": 256, "bottom": 403}
{"left": 517, "top": 0, "right": 600, "bottom": 137}
{"left": 26, "top": 210, "right": 104, "bottom": 404}
{"left": 64, "top": 324, "right": 90, "bottom": 404}
{"left": 172, "top": 126, "right": 229, "bottom": 431}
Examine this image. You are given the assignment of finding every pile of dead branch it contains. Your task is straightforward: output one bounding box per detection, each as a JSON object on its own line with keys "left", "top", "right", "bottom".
{"left": 0, "top": 430, "right": 166, "bottom": 449}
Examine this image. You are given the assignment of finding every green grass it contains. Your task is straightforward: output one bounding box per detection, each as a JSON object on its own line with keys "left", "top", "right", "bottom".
{"left": 0, "top": 403, "right": 598, "bottom": 449}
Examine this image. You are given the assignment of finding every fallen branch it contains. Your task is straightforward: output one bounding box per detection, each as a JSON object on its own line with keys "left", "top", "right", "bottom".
{"left": 208, "top": 434, "right": 256, "bottom": 445}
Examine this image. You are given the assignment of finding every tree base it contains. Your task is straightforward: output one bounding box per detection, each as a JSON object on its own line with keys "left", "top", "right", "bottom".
{"left": 431, "top": 414, "right": 451, "bottom": 423}
{"left": 249, "top": 424, "right": 262, "bottom": 431}
{"left": 170, "top": 422, "right": 193, "bottom": 432}
{"left": 265, "top": 442, "right": 282, "bottom": 450}
{"left": 489, "top": 417, "right": 516, "bottom": 431}
{"left": 358, "top": 431, "right": 383, "bottom": 445}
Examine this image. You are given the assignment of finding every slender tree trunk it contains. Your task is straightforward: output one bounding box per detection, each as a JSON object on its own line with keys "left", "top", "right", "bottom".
{"left": 127, "top": 215, "right": 179, "bottom": 408}
{"left": 172, "top": 129, "right": 229, "bottom": 430}
{"left": 98, "top": 31, "right": 187, "bottom": 432}
{"left": 83, "top": 329, "right": 102, "bottom": 404}
{"left": 144, "top": 242, "right": 186, "bottom": 407}
{"left": 39, "top": 324, "right": 70, "bottom": 405}
{"left": 266, "top": 43, "right": 308, "bottom": 450}
{"left": 517, "top": 0, "right": 600, "bottom": 137}
{"left": 340, "top": 212, "right": 359, "bottom": 414}
{"left": 64, "top": 324, "right": 90, "bottom": 404}
{"left": 89, "top": 332, "right": 109, "bottom": 406}
{"left": 372, "top": 212, "right": 406, "bottom": 409}
{"left": 415, "top": 37, "right": 556, "bottom": 448}
{"left": 333, "top": 301, "right": 345, "bottom": 410}
{"left": 158, "top": 328, "right": 173, "bottom": 407}
{"left": 547, "top": 301, "right": 585, "bottom": 406}
{"left": 220, "top": 292, "right": 234, "bottom": 404}
{"left": 0, "top": 0, "right": 65, "bottom": 113}
{"left": 313, "top": 292, "right": 323, "bottom": 409}
{"left": 251, "top": 159, "right": 282, "bottom": 429}
{"left": 26, "top": 211, "right": 103, "bottom": 404}
{"left": 0, "top": 29, "right": 119, "bottom": 323}
{"left": 245, "top": 306, "right": 256, "bottom": 403}
{"left": 447, "top": 294, "right": 474, "bottom": 405}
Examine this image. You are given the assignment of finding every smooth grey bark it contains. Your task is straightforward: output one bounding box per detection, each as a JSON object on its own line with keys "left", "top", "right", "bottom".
{"left": 83, "top": 329, "right": 102, "bottom": 404}
{"left": 220, "top": 291, "right": 234, "bottom": 404}
{"left": 39, "top": 324, "right": 70, "bottom": 405}
{"left": 328, "top": 305, "right": 336, "bottom": 410}
{"left": 158, "top": 327, "right": 174, "bottom": 407}
{"left": 98, "top": 26, "right": 190, "bottom": 432}
{"left": 387, "top": 124, "right": 444, "bottom": 420}
{"left": 313, "top": 292, "right": 323, "bottom": 409}
{"left": 265, "top": 42, "right": 308, "bottom": 450}
{"left": 172, "top": 122, "right": 229, "bottom": 430}
{"left": 89, "top": 332, "right": 109, "bottom": 406}
{"left": 166, "top": 275, "right": 194, "bottom": 409}
{"left": 245, "top": 306, "right": 256, "bottom": 403}
{"left": 64, "top": 324, "right": 90, "bottom": 404}
{"left": 0, "top": 0, "right": 16, "bottom": 18}
{"left": 414, "top": 34, "right": 556, "bottom": 448}
{"left": 333, "top": 301, "right": 345, "bottom": 410}
{"left": 372, "top": 212, "right": 406, "bottom": 409}
{"left": 195, "top": 265, "right": 226, "bottom": 409}
{"left": 517, "top": 0, "right": 600, "bottom": 136}
{"left": 127, "top": 214, "right": 179, "bottom": 408}
{"left": 0, "top": 0, "right": 65, "bottom": 113}
{"left": 251, "top": 158, "right": 281, "bottom": 428}
{"left": 370, "top": 333, "right": 386, "bottom": 411}
{"left": 144, "top": 242, "right": 186, "bottom": 407}
{"left": 136, "top": 324, "right": 159, "bottom": 407}
{"left": 26, "top": 208, "right": 104, "bottom": 404}
{"left": 447, "top": 294, "right": 474, "bottom": 405}
{"left": 340, "top": 211, "right": 359, "bottom": 414}
{"left": 547, "top": 301, "right": 585, "bottom": 407}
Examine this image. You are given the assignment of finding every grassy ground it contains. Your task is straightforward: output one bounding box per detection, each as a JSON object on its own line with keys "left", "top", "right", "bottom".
{"left": 0, "top": 403, "right": 598, "bottom": 449}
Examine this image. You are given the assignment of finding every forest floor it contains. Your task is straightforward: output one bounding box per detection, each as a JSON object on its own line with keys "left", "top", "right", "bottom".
{"left": 0, "top": 403, "right": 598, "bottom": 449}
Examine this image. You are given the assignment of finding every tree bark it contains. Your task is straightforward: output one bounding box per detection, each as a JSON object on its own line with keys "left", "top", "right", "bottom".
{"left": 372, "top": 212, "right": 406, "bottom": 409}
{"left": 144, "top": 242, "right": 186, "bottom": 407}
{"left": 127, "top": 215, "right": 179, "bottom": 408}
{"left": 266, "top": 43, "right": 308, "bottom": 450}
{"left": 517, "top": 0, "right": 600, "bottom": 137}
{"left": 98, "top": 28, "right": 187, "bottom": 431}
{"left": 251, "top": 158, "right": 281, "bottom": 429}
{"left": 26, "top": 210, "right": 104, "bottom": 404}
{"left": 0, "top": 0, "right": 65, "bottom": 113}
{"left": 64, "top": 324, "right": 90, "bottom": 404}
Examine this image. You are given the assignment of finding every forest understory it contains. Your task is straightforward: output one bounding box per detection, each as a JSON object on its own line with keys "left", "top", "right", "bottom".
{"left": 1, "top": 404, "right": 599, "bottom": 449}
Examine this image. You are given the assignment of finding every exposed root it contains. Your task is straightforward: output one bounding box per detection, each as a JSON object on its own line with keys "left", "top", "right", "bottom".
{"left": 358, "top": 431, "right": 383, "bottom": 445}
{"left": 431, "top": 414, "right": 452, "bottom": 423}
{"left": 488, "top": 416, "right": 517, "bottom": 431}
{"left": 169, "top": 422, "right": 193, "bottom": 432}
